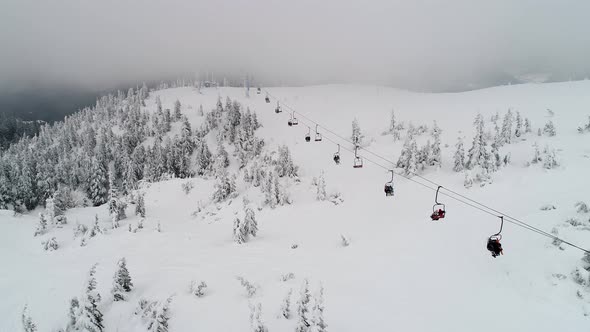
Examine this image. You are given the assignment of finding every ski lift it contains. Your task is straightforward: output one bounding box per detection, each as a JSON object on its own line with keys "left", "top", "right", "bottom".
{"left": 275, "top": 101, "right": 282, "bottom": 113}
{"left": 430, "top": 186, "right": 446, "bottom": 220}
{"left": 265, "top": 94, "right": 270, "bottom": 103}
{"left": 486, "top": 216, "right": 504, "bottom": 258}
{"left": 333, "top": 144, "right": 341, "bottom": 165}
{"left": 314, "top": 124, "right": 322, "bottom": 142}
{"left": 305, "top": 126, "right": 311, "bottom": 142}
{"left": 353, "top": 146, "right": 363, "bottom": 168}
{"left": 257, "top": 87, "right": 261, "bottom": 94}
{"left": 384, "top": 170, "right": 394, "bottom": 196}
{"left": 288, "top": 112, "right": 298, "bottom": 126}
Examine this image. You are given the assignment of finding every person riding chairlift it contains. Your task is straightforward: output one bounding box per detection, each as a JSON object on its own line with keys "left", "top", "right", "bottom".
{"left": 487, "top": 238, "right": 503, "bottom": 258}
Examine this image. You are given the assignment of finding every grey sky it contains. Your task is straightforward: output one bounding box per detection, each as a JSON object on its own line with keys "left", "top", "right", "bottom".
{"left": 1, "top": 0, "right": 590, "bottom": 92}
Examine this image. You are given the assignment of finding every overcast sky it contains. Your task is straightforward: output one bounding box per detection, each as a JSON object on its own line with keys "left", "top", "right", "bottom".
{"left": 1, "top": 0, "right": 590, "bottom": 93}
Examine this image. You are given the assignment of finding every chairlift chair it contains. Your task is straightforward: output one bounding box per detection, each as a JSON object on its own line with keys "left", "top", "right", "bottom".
{"left": 333, "top": 144, "right": 341, "bottom": 165}
{"left": 257, "top": 87, "right": 261, "bottom": 94}
{"left": 291, "top": 112, "right": 298, "bottom": 126}
{"left": 275, "top": 101, "right": 282, "bottom": 113}
{"left": 384, "top": 170, "right": 394, "bottom": 196}
{"left": 305, "top": 126, "right": 311, "bottom": 142}
{"left": 430, "top": 186, "right": 446, "bottom": 220}
{"left": 314, "top": 124, "right": 322, "bottom": 142}
{"left": 265, "top": 94, "right": 270, "bottom": 103}
{"left": 486, "top": 216, "right": 504, "bottom": 258}
{"left": 353, "top": 146, "right": 363, "bottom": 168}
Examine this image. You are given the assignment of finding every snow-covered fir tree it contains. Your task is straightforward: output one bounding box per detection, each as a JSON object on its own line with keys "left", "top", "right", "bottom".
{"left": 311, "top": 284, "right": 327, "bottom": 332}
{"left": 430, "top": 121, "right": 442, "bottom": 167}
{"left": 34, "top": 213, "right": 48, "bottom": 237}
{"left": 135, "top": 193, "right": 146, "bottom": 218}
{"left": 316, "top": 171, "right": 327, "bottom": 201}
{"left": 148, "top": 296, "right": 172, "bottom": 332}
{"left": 45, "top": 195, "right": 61, "bottom": 224}
{"left": 543, "top": 147, "right": 559, "bottom": 169}
{"left": 89, "top": 214, "right": 103, "bottom": 238}
{"left": 465, "top": 114, "right": 490, "bottom": 170}
{"left": 249, "top": 303, "right": 268, "bottom": 332}
{"left": 195, "top": 138, "right": 212, "bottom": 176}
{"left": 72, "top": 264, "right": 104, "bottom": 332}
{"left": 87, "top": 157, "right": 108, "bottom": 206}
{"left": 544, "top": 120, "right": 556, "bottom": 136}
{"left": 280, "top": 289, "right": 293, "bottom": 319}
{"left": 108, "top": 171, "right": 126, "bottom": 229}
{"left": 453, "top": 137, "right": 465, "bottom": 172}
{"left": 190, "top": 280, "right": 207, "bottom": 297}
{"left": 112, "top": 257, "right": 133, "bottom": 301}
{"left": 500, "top": 109, "right": 513, "bottom": 145}
{"left": 295, "top": 279, "right": 312, "bottom": 332}
{"left": 42, "top": 237, "right": 58, "bottom": 251}
{"left": 243, "top": 198, "right": 258, "bottom": 238}
{"left": 351, "top": 118, "right": 364, "bottom": 146}
{"left": 275, "top": 145, "right": 298, "bottom": 178}
{"left": 212, "top": 169, "right": 237, "bottom": 202}
{"left": 515, "top": 111, "right": 523, "bottom": 137}
{"left": 21, "top": 305, "right": 37, "bottom": 332}
{"left": 173, "top": 99, "right": 182, "bottom": 120}
{"left": 397, "top": 136, "right": 418, "bottom": 175}
{"left": 233, "top": 217, "right": 246, "bottom": 244}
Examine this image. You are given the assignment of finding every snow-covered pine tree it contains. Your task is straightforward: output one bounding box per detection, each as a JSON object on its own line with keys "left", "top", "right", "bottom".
{"left": 351, "top": 118, "right": 364, "bottom": 146}
{"left": 198, "top": 104, "right": 204, "bottom": 116}
{"left": 249, "top": 303, "right": 268, "bottom": 332}
{"left": 173, "top": 99, "right": 182, "bottom": 121}
{"left": 45, "top": 195, "right": 61, "bottom": 224}
{"left": 42, "top": 237, "right": 59, "bottom": 251}
{"left": 74, "top": 264, "right": 104, "bottom": 332}
{"left": 316, "top": 171, "right": 327, "bottom": 201}
{"left": 280, "top": 289, "right": 293, "bottom": 319}
{"left": 515, "top": 111, "right": 523, "bottom": 137}
{"left": 233, "top": 217, "right": 246, "bottom": 244}
{"left": 212, "top": 169, "right": 236, "bottom": 202}
{"left": 135, "top": 193, "right": 146, "bottom": 218}
{"left": 21, "top": 305, "right": 37, "bottom": 332}
{"left": 190, "top": 280, "right": 207, "bottom": 297}
{"left": 311, "top": 284, "right": 327, "bottom": 332}
{"left": 418, "top": 140, "right": 432, "bottom": 170}
{"left": 453, "top": 137, "right": 465, "bottom": 172}
{"left": 430, "top": 121, "right": 442, "bottom": 167}
{"left": 397, "top": 136, "right": 418, "bottom": 175}
{"left": 195, "top": 139, "right": 212, "bottom": 176}
{"left": 243, "top": 199, "right": 258, "bottom": 238}
{"left": 543, "top": 147, "right": 558, "bottom": 169}
{"left": 276, "top": 145, "right": 298, "bottom": 178}
{"left": 67, "top": 297, "right": 81, "bottom": 330}
{"left": 89, "top": 214, "right": 103, "bottom": 238}
{"left": 108, "top": 170, "right": 126, "bottom": 229}
{"left": 465, "top": 114, "right": 489, "bottom": 170}
{"left": 112, "top": 257, "right": 133, "bottom": 301}
{"left": 543, "top": 120, "right": 556, "bottom": 136}
{"left": 87, "top": 157, "right": 108, "bottom": 206}
{"left": 295, "top": 279, "right": 312, "bottom": 332}
{"left": 34, "top": 213, "right": 48, "bottom": 237}
{"left": 148, "top": 296, "right": 172, "bottom": 332}
{"left": 388, "top": 109, "right": 401, "bottom": 141}
{"left": 490, "top": 143, "right": 501, "bottom": 171}
{"left": 500, "top": 109, "right": 513, "bottom": 144}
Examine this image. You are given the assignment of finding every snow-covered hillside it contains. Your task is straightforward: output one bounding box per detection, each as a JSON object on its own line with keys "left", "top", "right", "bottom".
{"left": 2, "top": 81, "right": 590, "bottom": 331}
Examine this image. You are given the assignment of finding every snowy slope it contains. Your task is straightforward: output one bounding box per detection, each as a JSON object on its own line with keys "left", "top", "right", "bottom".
{"left": 2, "top": 81, "right": 590, "bottom": 331}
